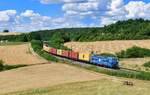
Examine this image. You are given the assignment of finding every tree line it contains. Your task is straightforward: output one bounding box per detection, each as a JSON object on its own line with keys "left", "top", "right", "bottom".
{"left": 0, "top": 19, "right": 150, "bottom": 43}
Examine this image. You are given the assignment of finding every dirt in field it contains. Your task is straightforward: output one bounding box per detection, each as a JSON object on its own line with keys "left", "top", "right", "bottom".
{"left": 64, "top": 40, "right": 150, "bottom": 54}
{"left": 0, "top": 43, "right": 47, "bottom": 65}
{"left": 0, "top": 63, "right": 101, "bottom": 94}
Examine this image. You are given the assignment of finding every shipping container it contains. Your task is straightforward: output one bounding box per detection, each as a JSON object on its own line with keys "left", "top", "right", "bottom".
{"left": 43, "top": 45, "right": 51, "bottom": 52}
{"left": 78, "top": 53, "right": 91, "bottom": 62}
{"left": 90, "top": 55, "right": 118, "bottom": 68}
{"left": 50, "top": 48, "right": 57, "bottom": 55}
{"left": 69, "top": 51, "right": 78, "bottom": 60}
{"left": 57, "top": 49, "right": 62, "bottom": 56}
{"left": 62, "top": 50, "right": 69, "bottom": 57}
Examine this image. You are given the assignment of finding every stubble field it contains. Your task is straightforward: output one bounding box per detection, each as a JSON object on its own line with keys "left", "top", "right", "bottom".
{"left": 64, "top": 40, "right": 150, "bottom": 54}
{"left": 1, "top": 63, "right": 150, "bottom": 95}
{"left": 0, "top": 43, "right": 47, "bottom": 65}
{"left": 65, "top": 40, "right": 150, "bottom": 71}
{"left": 0, "top": 32, "right": 21, "bottom": 36}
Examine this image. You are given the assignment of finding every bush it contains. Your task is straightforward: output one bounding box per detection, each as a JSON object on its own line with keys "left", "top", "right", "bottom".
{"left": 0, "top": 60, "right": 4, "bottom": 71}
{"left": 143, "top": 61, "right": 150, "bottom": 67}
{"left": 116, "top": 46, "right": 150, "bottom": 58}
{"left": 3, "top": 29, "right": 9, "bottom": 33}
{"left": 3, "top": 64, "right": 27, "bottom": 70}
{"left": 99, "top": 53, "right": 117, "bottom": 58}
{"left": 0, "top": 60, "right": 26, "bottom": 71}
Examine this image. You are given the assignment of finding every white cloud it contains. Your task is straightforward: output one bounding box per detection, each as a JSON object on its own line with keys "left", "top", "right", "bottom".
{"left": 40, "top": 0, "right": 85, "bottom": 4}
{"left": 100, "top": 17, "right": 116, "bottom": 26}
{"left": 101, "top": 0, "right": 150, "bottom": 26}
{"left": 21, "top": 10, "right": 40, "bottom": 17}
{"left": 110, "top": 0, "right": 124, "bottom": 10}
{"left": 125, "top": 1, "right": 150, "bottom": 19}
{"left": 1, "top": 0, "right": 150, "bottom": 32}
{"left": 0, "top": 9, "right": 86, "bottom": 32}
{"left": 40, "top": 0, "right": 61, "bottom": 4}
{"left": 0, "top": 10, "right": 16, "bottom": 22}
{"left": 40, "top": 0, "right": 150, "bottom": 26}
{"left": 62, "top": 0, "right": 110, "bottom": 17}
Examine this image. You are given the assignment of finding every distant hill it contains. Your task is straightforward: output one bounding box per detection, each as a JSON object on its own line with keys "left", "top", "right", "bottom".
{"left": 0, "top": 19, "right": 150, "bottom": 42}
{"left": 0, "top": 32, "right": 21, "bottom": 36}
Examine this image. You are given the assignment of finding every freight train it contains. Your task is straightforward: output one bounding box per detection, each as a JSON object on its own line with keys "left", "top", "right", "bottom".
{"left": 43, "top": 44, "right": 119, "bottom": 69}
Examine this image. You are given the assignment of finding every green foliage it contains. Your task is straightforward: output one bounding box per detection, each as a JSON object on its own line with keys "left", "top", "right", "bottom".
{"left": 0, "top": 60, "right": 4, "bottom": 71}
{"left": 0, "top": 33, "right": 28, "bottom": 42}
{"left": 45, "top": 41, "right": 71, "bottom": 51}
{"left": 0, "top": 19, "right": 150, "bottom": 42}
{"left": 0, "top": 42, "right": 28, "bottom": 46}
{"left": 99, "top": 53, "right": 117, "bottom": 58}
{"left": 0, "top": 60, "right": 27, "bottom": 71}
{"left": 88, "top": 66, "right": 150, "bottom": 80}
{"left": 143, "top": 61, "right": 150, "bottom": 67}
{"left": 3, "top": 64, "right": 27, "bottom": 70}
{"left": 31, "top": 40, "right": 58, "bottom": 62}
{"left": 116, "top": 46, "right": 150, "bottom": 58}
{"left": 61, "top": 59, "right": 150, "bottom": 80}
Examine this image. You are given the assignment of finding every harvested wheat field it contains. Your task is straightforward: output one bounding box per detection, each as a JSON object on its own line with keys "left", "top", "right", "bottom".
{"left": 0, "top": 63, "right": 101, "bottom": 94}
{"left": 0, "top": 43, "right": 47, "bottom": 65}
{"left": 1, "top": 63, "right": 150, "bottom": 95}
{"left": 120, "top": 58, "right": 150, "bottom": 65}
{"left": 65, "top": 40, "right": 150, "bottom": 70}
{"left": 65, "top": 40, "right": 150, "bottom": 54}
{"left": 0, "top": 32, "right": 22, "bottom": 36}
{"left": 120, "top": 58, "right": 150, "bottom": 72}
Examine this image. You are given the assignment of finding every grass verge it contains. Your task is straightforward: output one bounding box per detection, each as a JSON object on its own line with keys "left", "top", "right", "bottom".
{"left": 0, "top": 42, "right": 28, "bottom": 46}
{"left": 31, "top": 40, "right": 58, "bottom": 62}
{"left": 59, "top": 59, "right": 150, "bottom": 80}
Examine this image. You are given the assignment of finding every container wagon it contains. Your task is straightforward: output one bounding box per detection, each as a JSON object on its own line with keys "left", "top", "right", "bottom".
{"left": 57, "top": 49, "right": 62, "bottom": 56}
{"left": 62, "top": 50, "right": 69, "bottom": 58}
{"left": 43, "top": 44, "right": 51, "bottom": 52}
{"left": 50, "top": 48, "right": 57, "bottom": 55}
{"left": 79, "top": 53, "right": 91, "bottom": 62}
{"left": 69, "top": 51, "right": 78, "bottom": 60}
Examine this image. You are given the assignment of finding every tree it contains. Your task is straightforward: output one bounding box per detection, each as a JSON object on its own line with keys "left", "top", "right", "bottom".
{"left": 0, "top": 60, "right": 4, "bottom": 71}
{"left": 3, "top": 30, "right": 9, "bottom": 33}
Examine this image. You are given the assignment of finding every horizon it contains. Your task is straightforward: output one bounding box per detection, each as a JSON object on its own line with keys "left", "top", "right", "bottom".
{"left": 0, "top": 0, "right": 150, "bottom": 32}
{"left": 0, "top": 18, "right": 149, "bottom": 33}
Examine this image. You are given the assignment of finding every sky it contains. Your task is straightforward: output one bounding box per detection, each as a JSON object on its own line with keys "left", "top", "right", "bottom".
{"left": 0, "top": 0, "right": 149, "bottom": 32}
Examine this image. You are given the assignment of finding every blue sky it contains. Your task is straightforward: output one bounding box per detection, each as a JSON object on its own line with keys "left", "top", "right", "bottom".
{"left": 0, "top": 0, "right": 149, "bottom": 16}
{"left": 0, "top": 0, "right": 149, "bottom": 32}
{"left": 0, "top": 0, "right": 63, "bottom": 17}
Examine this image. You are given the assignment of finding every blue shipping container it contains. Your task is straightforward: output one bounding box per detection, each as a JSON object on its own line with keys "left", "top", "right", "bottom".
{"left": 90, "top": 55, "right": 118, "bottom": 68}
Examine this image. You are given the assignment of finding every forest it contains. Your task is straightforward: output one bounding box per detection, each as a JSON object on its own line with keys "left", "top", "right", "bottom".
{"left": 0, "top": 19, "right": 150, "bottom": 43}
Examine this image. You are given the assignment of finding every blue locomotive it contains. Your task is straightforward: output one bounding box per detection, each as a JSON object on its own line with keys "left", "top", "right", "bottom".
{"left": 90, "top": 55, "right": 118, "bottom": 68}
